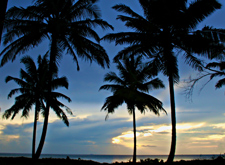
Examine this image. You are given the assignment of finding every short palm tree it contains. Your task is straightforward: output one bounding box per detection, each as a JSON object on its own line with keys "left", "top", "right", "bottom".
{"left": 1, "top": 0, "right": 113, "bottom": 158}
{"left": 2, "top": 53, "right": 72, "bottom": 159}
{"left": 100, "top": 56, "right": 166, "bottom": 163}
{"left": 102, "top": 0, "right": 222, "bottom": 162}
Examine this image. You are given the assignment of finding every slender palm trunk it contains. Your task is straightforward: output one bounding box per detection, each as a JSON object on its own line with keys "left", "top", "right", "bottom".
{"left": 34, "top": 108, "right": 49, "bottom": 159}
{"left": 166, "top": 74, "right": 176, "bottom": 163}
{"left": 132, "top": 108, "right": 137, "bottom": 164}
{"left": 35, "top": 34, "right": 57, "bottom": 159}
{"left": 162, "top": 28, "right": 177, "bottom": 163}
{"left": 32, "top": 101, "right": 39, "bottom": 159}
{"left": 0, "top": 0, "right": 8, "bottom": 44}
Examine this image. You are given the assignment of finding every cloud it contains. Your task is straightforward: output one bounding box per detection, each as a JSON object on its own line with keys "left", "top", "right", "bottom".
{"left": 140, "top": 145, "right": 157, "bottom": 148}
{"left": 0, "top": 115, "right": 134, "bottom": 154}
{"left": 211, "top": 123, "right": 225, "bottom": 129}
{"left": 1, "top": 112, "right": 225, "bottom": 155}
{"left": 112, "top": 131, "right": 140, "bottom": 144}
{"left": 110, "top": 122, "right": 210, "bottom": 154}
{"left": 0, "top": 123, "right": 34, "bottom": 153}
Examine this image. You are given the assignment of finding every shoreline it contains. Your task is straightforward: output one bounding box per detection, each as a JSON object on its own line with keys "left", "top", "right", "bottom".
{"left": 0, "top": 153, "right": 223, "bottom": 163}
{"left": 0, "top": 156, "right": 225, "bottom": 165}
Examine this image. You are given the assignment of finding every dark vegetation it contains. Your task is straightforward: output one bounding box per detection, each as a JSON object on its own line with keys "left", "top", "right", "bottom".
{"left": 0, "top": 156, "right": 225, "bottom": 165}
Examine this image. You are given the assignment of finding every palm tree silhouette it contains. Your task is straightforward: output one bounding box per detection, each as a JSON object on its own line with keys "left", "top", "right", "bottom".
{"left": 100, "top": 56, "right": 166, "bottom": 163}
{"left": 102, "top": 0, "right": 221, "bottom": 162}
{"left": 1, "top": 0, "right": 113, "bottom": 158}
{"left": 2, "top": 53, "right": 72, "bottom": 159}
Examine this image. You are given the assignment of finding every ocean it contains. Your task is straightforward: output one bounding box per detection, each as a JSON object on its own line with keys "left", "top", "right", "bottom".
{"left": 0, "top": 153, "right": 222, "bottom": 163}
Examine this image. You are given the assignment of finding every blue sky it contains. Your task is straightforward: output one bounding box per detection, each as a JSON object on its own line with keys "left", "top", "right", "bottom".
{"left": 0, "top": 0, "right": 225, "bottom": 155}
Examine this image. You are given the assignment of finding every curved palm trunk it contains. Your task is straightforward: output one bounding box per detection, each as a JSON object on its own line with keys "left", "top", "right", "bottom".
{"left": 132, "top": 108, "right": 137, "bottom": 164}
{"left": 166, "top": 74, "right": 176, "bottom": 163}
{"left": 35, "top": 34, "right": 57, "bottom": 159}
{"left": 32, "top": 101, "right": 39, "bottom": 159}
{"left": 0, "top": 0, "right": 8, "bottom": 44}
{"left": 162, "top": 28, "right": 177, "bottom": 163}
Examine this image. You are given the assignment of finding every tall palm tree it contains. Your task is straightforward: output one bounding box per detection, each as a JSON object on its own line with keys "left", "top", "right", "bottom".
{"left": 1, "top": 0, "right": 113, "bottom": 158}
{"left": 2, "top": 53, "right": 72, "bottom": 159}
{"left": 102, "top": 0, "right": 222, "bottom": 162}
{"left": 0, "top": 0, "right": 8, "bottom": 44}
{"left": 100, "top": 56, "right": 166, "bottom": 163}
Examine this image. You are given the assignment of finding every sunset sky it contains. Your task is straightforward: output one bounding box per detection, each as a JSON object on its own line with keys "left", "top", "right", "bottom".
{"left": 0, "top": 0, "right": 225, "bottom": 155}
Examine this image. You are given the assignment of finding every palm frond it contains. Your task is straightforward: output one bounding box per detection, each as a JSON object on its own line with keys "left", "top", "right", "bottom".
{"left": 215, "top": 78, "right": 225, "bottom": 89}
{"left": 72, "top": 0, "right": 101, "bottom": 19}
{"left": 51, "top": 76, "right": 69, "bottom": 90}
{"left": 101, "top": 95, "right": 124, "bottom": 119}
{"left": 50, "top": 92, "right": 72, "bottom": 103}
{"left": 103, "top": 72, "right": 124, "bottom": 85}
{"left": 143, "top": 78, "right": 165, "bottom": 91}
{"left": 50, "top": 100, "right": 70, "bottom": 126}
{"left": 7, "top": 88, "right": 23, "bottom": 99}
{"left": 183, "top": 52, "right": 204, "bottom": 71}
{"left": 207, "top": 62, "right": 225, "bottom": 71}
{"left": 1, "top": 31, "right": 47, "bottom": 66}
{"left": 63, "top": 37, "right": 80, "bottom": 70}
{"left": 5, "top": 76, "right": 28, "bottom": 88}
{"left": 99, "top": 84, "right": 123, "bottom": 93}
{"left": 185, "top": 0, "right": 221, "bottom": 29}
{"left": 68, "top": 34, "right": 110, "bottom": 68}
{"left": 113, "top": 4, "right": 143, "bottom": 20}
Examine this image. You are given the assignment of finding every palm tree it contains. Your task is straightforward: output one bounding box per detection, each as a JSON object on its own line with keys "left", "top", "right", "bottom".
{"left": 0, "top": 0, "right": 8, "bottom": 44}
{"left": 1, "top": 0, "right": 113, "bottom": 158}
{"left": 102, "top": 0, "right": 222, "bottom": 162}
{"left": 99, "top": 56, "right": 166, "bottom": 163}
{"left": 2, "top": 53, "right": 72, "bottom": 159}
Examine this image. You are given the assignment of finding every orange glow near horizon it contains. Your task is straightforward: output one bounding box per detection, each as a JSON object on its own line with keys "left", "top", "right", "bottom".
{"left": 111, "top": 122, "right": 207, "bottom": 150}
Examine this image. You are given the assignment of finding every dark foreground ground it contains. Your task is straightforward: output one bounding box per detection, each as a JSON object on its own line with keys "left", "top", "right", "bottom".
{"left": 0, "top": 156, "right": 225, "bottom": 165}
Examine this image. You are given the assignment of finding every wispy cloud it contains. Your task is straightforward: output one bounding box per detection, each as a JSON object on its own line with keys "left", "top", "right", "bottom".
{"left": 110, "top": 122, "right": 225, "bottom": 154}
{"left": 0, "top": 114, "right": 225, "bottom": 155}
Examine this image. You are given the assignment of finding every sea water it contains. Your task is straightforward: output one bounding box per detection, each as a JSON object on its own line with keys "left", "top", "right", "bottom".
{"left": 0, "top": 153, "right": 222, "bottom": 163}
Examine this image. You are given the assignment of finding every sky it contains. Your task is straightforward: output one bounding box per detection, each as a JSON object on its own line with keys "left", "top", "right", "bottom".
{"left": 0, "top": 0, "right": 225, "bottom": 156}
